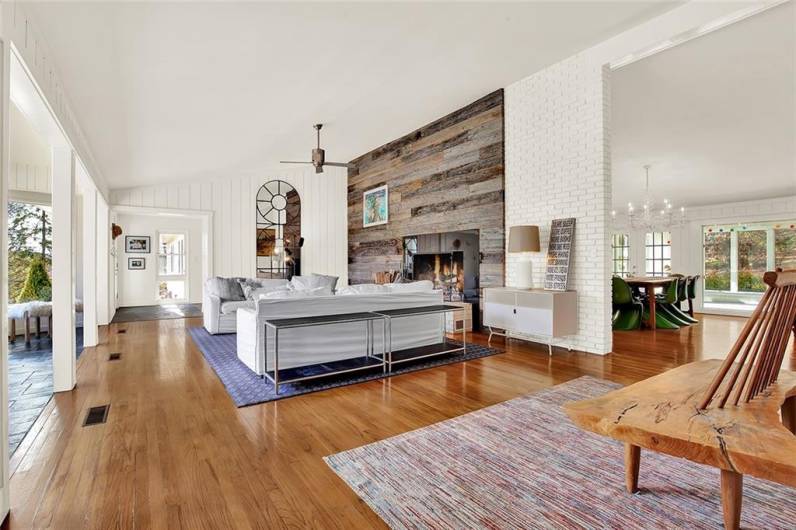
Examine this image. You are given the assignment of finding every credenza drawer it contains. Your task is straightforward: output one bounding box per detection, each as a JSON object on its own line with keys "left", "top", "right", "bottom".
{"left": 484, "top": 289, "right": 516, "bottom": 306}
{"left": 515, "top": 306, "right": 553, "bottom": 335}
{"left": 484, "top": 302, "right": 515, "bottom": 330}
{"left": 516, "top": 291, "right": 553, "bottom": 310}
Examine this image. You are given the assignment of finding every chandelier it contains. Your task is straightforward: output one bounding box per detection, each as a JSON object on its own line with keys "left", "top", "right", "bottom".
{"left": 614, "top": 165, "right": 686, "bottom": 230}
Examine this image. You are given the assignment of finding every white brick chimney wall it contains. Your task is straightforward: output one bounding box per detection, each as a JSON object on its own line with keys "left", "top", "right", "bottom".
{"left": 504, "top": 54, "right": 613, "bottom": 355}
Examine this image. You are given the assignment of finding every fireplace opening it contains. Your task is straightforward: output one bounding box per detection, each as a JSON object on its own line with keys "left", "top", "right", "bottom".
{"left": 412, "top": 252, "right": 465, "bottom": 294}
{"left": 402, "top": 230, "right": 479, "bottom": 302}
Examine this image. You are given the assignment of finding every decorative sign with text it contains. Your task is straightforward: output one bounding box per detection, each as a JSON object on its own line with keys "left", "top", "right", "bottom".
{"left": 544, "top": 217, "right": 576, "bottom": 291}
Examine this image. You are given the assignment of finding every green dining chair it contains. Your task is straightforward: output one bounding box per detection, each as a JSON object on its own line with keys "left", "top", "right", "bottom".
{"left": 656, "top": 277, "right": 697, "bottom": 326}
{"left": 641, "top": 279, "right": 682, "bottom": 329}
{"left": 686, "top": 275, "right": 700, "bottom": 317}
{"left": 612, "top": 276, "right": 643, "bottom": 331}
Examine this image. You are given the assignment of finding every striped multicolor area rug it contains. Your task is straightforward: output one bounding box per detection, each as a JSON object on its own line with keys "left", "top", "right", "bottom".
{"left": 325, "top": 376, "right": 796, "bottom": 529}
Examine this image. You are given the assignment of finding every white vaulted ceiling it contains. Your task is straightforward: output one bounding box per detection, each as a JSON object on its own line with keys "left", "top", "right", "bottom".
{"left": 612, "top": 1, "right": 795, "bottom": 209}
{"left": 26, "top": 1, "right": 680, "bottom": 189}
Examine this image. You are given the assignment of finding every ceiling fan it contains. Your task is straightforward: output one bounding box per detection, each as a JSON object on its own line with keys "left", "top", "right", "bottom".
{"left": 280, "top": 123, "right": 353, "bottom": 174}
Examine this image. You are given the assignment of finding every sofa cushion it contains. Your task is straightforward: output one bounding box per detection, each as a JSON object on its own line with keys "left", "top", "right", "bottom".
{"left": 385, "top": 280, "right": 434, "bottom": 293}
{"left": 220, "top": 300, "right": 255, "bottom": 314}
{"left": 207, "top": 277, "right": 246, "bottom": 301}
{"left": 311, "top": 273, "right": 339, "bottom": 292}
{"left": 259, "top": 286, "right": 332, "bottom": 299}
{"left": 336, "top": 284, "right": 389, "bottom": 295}
{"left": 288, "top": 274, "right": 338, "bottom": 292}
{"left": 239, "top": 278, "right": 290, "bottom": 299}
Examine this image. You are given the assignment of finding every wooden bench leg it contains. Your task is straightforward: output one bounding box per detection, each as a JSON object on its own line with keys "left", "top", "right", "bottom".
{"left": 720, "top": 470, "right": 743, "bottom": 530}
{"left": 9, "top": 319, "right": 15, "bottom": 342}
{"left": 36, "top": 316, "right": 42, "bottom": 338}
{"left": 783, "top": 396, "right": 796, "bottom": 434}
{"left": 24, "top": 313, "right": 31, "bottom": 346}
{"left": 624, "top": 443, "right": 640, "bottom": 493}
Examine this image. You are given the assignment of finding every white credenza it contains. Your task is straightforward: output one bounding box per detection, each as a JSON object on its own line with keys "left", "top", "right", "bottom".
{"left": 483, "top": 287, "right": 577, "bottom": 354}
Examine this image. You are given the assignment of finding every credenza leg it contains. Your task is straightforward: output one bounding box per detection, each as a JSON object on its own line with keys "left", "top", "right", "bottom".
{"left": 720, "top": 470, "right": 743, "bottom": 530}
{"left": 624, "top": 443, "right": 640, "bottom": 493}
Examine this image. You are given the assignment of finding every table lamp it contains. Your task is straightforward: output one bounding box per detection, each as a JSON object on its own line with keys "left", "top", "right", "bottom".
{"left": 508, "top": 225, "right": 540, "bottom": 289}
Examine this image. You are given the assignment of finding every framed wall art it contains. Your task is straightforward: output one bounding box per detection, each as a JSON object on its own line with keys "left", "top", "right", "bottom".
{"left": 125, "top": 235, "right": 151, "bottom": 253}
{"left": 544, "top": 217, "right": 575, "bottom": 291}
{"left": 363, "top": 185, "right": 388, "bottom": 227}
{"left": 128, "top": 257, "right": 146, "bottom": 270}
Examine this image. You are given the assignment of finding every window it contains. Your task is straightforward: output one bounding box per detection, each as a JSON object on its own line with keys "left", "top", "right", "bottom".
{"left": 704, "top": 231, "right": 731, "bottom": 291}
{"left": 645, "top": 231, "right": 671, "bottom": 277}
{"left": 703, "top": 221, "right": 796, "bottom": 312}
{"left": 157, "top": 233, "right": 186, "bottom": 300}
{"left": 737, "top": 230, "right": 766, "bottom": 292}
{"left": 611, "top": 234, "right": 630, "bottom": 277}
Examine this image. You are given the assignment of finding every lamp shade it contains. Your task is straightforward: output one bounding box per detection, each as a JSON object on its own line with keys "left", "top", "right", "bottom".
{"left": 508, "top": 225, "right": 540, "bottom": 252}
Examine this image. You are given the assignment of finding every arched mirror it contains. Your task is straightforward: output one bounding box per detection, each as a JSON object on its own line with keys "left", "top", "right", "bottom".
{"left": 256, "top": 180, "right": 301, "bottom": 279}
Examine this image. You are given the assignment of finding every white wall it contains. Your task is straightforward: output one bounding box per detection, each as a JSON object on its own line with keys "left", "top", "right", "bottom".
{"left": 505, "top": 56, "right": 612, "bottom": 355}
{"left": 116, "top": 213, "right": 204, "bottom": 306}
{"left": 9, "top": 101, "right": 50, "bottom": 193}
{"left": 110, "top": 166, "right": 349, "bottom": 285}
{"left": 503, "top": 1, "right": 760, "bottom": 355}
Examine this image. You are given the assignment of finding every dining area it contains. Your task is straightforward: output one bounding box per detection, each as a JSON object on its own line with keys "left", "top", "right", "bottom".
{"left": 612, "top": 274, "right": 700, "bottom": 331}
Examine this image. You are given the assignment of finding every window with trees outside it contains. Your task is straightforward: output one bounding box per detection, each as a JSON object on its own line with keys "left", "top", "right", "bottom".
{"left": 158, "top": 233, "right": 186, "bottom": 301}
{"left": 7, "top": 202, "right": 52, "bottom": 304}
{"left": 611, "top": 234, "right": 630, "bottom": 277}
{"left": 645, "top": 231, "right": 671, "bottom": 277}
{"left": 703, "top": 220, "right": 796, "bottom": 312}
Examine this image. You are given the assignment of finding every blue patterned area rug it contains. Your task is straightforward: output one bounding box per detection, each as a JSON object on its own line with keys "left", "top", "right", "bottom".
{"left": 325, "top": 377, "right": 796, "bottom": 529}
{"left": 188, "top": 327, "right": 502, "bottom": 407}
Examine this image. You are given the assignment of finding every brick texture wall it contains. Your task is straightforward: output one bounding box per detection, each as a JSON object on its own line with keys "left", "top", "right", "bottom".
{"left": 504, "top": 54, "right": 613, "bottom": 355}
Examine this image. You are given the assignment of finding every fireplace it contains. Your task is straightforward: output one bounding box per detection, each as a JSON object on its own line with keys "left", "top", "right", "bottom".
{"left": 413, "top": 252, "right": 465, "bottom": 293}
{"left": 403, "top": 230, "right": 479, "bottom": 301}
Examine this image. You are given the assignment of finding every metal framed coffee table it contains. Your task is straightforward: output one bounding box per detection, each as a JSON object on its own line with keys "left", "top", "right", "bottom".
{"left": 263, "top": 312, "right": 387, "bottom": 394}
{"left": 372, "top": 305, "right": 466, "bottom": 370}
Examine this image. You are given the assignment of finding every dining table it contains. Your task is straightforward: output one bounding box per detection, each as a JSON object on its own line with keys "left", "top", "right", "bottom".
{"left": 623, "top": 276, "right": 676, "bottom": 330}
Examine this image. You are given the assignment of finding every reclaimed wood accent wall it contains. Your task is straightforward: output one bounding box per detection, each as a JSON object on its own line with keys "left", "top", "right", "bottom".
{"left": 348, "top": 89, "right": 505, "bottom": 286}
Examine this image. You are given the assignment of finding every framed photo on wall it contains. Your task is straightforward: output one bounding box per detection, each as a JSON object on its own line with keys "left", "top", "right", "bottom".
{"left": 126, "top": 235, "right": 151, "bottom": 253}
{"left": 363, "top": 185, "right": 388, "bottom": 227}
{"left": 128, "top": 257, "right": 146, "bottom": 270}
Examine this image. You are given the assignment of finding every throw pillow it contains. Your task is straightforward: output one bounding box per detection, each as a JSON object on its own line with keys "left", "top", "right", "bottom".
{"left": 239, "top": 278, "right": 290, "bottom": 299}
{"left": 289, "top": 275, "right": 322, "bottom": 291}
{"left": 258, "top": 286, "right": 332, "bottom": 299}
{"left": 311, "top": 273, "right": 339, "bottom": 293}
{"left": 206, "top": 277, "right": 246, "bottom": 301}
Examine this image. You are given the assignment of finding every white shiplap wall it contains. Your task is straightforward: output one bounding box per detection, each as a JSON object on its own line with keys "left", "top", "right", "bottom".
{"left": 9, "top": 102, "right": 51, "bottom": 194}
{"left": 110, "top": 167, "right": 349, "bottom": 285}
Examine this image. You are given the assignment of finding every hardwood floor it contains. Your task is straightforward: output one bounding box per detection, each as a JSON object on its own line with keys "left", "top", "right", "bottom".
{"left": 6, "top": 314, "right": 794, "bottom": 529}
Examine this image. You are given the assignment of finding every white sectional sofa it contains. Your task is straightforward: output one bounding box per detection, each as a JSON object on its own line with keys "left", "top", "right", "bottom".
{"left": 236, "top": 284, "right": 443, "bottom": 375}
{"left": 202, "top": 277, "right": 297, "bottom": 334}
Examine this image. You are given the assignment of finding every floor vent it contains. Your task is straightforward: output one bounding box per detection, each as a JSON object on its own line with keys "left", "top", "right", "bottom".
{"left": 108, "top": 352, "right": 121, "bottom": 361}
{"left": 83, "top": 405, "right": 110, "bottom": 427}
{"left": 117, "top": 329, "right": 127, "bottom": 334}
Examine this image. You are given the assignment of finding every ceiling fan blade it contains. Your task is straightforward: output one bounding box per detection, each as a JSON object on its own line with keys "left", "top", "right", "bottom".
{"left": 323, "top": 161, "right": 354, "bottom": 168}
{"left": 280, "top": 160, "right": 313, "bottom": 165}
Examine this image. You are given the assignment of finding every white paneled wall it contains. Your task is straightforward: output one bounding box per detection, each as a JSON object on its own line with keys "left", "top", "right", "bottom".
{"left": 9, "top": 102, "right": 50, "bottom": 193}
{"left": 110, "top": 167, "right": 349, "bottom": 285}
{"left": 3, "top": 2, "right": 107, "bottom": 196}
{"left": 505, "top": 54, "right": 612, "bottom": 355}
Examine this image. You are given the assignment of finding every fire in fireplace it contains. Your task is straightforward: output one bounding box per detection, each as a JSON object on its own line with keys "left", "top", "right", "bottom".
{"left": 413, "top": 252, "right": 465, "bottom": 293}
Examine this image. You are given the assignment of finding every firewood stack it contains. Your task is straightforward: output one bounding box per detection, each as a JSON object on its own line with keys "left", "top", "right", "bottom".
{"left": 373, "top": 271, "right": 399, "bottom": 284}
